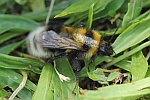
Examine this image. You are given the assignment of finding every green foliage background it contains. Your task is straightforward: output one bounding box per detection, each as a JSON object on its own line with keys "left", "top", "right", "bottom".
{"left": 0, "top": 0, "right": 150, "bottom": 100}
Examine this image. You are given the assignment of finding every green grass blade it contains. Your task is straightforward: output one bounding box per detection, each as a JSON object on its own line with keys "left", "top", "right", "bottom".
{"left": 86, "top": 3, "right": 94, "bottom": 30}
{"left": 0, "top": 68, "right": 36, "bottom": 100}
{"left": 113, "top": 17, "right": 150, "bottom": 54}
{"left": 0, "top": 54, "right": 43, "bottom": 74}
{"left": 0, "top": 32, "right": 23, "bottom": 44}
{"left": 0, "top": 14, "right": 39, "bottom": 34}
{"left": 53, "top": 58, "right": 78, "bottom": 100}
{"left": 0, "top": 39, "right": 25, "bottom": 54}
{"left": 130, "top": 51, "right": 148, "bottom": 81}
{"left": 94, "top": 0, "right": 125, "bottom": 20}
{"left": 32, "top": 58, "right": 78, "bottom": 100}
{"left": 80, "top": 77, "right": 150, "bottom": 100}
{"left": 122, "top": 0, "right": 143, "bottom": 28}
{"left": 55, "top": 0, "right": 98, "bottom": 18}
{"left": 32, "top": 64, "right": 54, "bottom": 100}
{"left": 115, "top": 60, "right": 131, "bottom": 71}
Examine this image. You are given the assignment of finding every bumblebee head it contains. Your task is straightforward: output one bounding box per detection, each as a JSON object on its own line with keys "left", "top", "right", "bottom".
{"left": 98, "top": 40, "right": 114, "bottom": 56}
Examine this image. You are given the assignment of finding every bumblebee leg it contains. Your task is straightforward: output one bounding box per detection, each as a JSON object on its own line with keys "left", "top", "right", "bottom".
{"left": 69, "top": 57, "right": 81, "bottom": 93}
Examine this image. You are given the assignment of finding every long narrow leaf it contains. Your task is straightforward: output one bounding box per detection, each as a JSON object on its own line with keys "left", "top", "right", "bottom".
{"left": 113, "top": 17, "right": 150, "bottom": 54}
{"left": 0, "top": 15, "right": 39, "bottom": 34}
{"left": 80, "top": 77, "right": 150, "bottom": 100}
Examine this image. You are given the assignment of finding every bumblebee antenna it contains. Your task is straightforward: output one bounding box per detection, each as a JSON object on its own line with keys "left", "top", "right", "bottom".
{"left": 109, "top": 21, "right": 121, "bottom": 43}
{"left": 45, "top": 0, "right": 55, "bottom": 25}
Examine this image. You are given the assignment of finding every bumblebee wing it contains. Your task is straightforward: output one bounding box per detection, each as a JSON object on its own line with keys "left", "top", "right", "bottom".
{"left": 35, "top": 30, "right": 82, "bottom": 50}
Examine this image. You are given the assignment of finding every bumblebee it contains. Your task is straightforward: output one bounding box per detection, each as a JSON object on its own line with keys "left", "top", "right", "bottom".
{"left": 27, "top": 21, "right": 114, "bottom": 73}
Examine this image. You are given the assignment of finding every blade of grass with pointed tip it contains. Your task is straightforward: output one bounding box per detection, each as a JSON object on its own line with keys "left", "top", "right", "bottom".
{"left": 86, "top": 3, "right": 94, "bottom": 30}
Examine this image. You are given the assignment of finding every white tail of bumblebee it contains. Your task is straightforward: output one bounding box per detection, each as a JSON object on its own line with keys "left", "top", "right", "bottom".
{"left": 26, "top": 26, "right": 53, "bottom": 58}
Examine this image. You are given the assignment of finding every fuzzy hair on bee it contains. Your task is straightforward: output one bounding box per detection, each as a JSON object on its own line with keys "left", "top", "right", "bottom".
{"left": 27, "top": 24, "right": 114, "bottom": 58}
{"left": 26, "top": 26, "right": 54, "bottom": 58}
{"left": 27, "top": 22, "right": 114, "bottom": 73}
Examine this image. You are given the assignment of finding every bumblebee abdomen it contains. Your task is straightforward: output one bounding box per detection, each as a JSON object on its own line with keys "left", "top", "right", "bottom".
{"left": 72, "top": 28, "right": 101, "bottom": 59}
{"left": 73, "top": 33, "right": 99, "bottom": 48}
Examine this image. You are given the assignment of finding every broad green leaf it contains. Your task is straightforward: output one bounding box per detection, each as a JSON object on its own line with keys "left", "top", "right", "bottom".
{"left": 0, "top": 39, "right": 25, "bottom": 54}
{"left": 107, "top": 72, "right": 119, "bottom": 82}
{"left": 0, "top": 54, "right": 42, "bottom": 74}
{"left": 80, "top": 77, "right": 150, "bottom": 100}
{"left": 55, "top": 0, "right": 98, "bottom": 18}
{"left": 87, "top": 68, "right": 106, "bottom": 82}
{"left": 86, "top": 3, "right": 94, "bottom": 30}
{"left": 0, "top": 15, "right": 39, "bottom": 34}
{"left": 113, "top": 17, "right": 150, "bottom": 54}
{"left": 130, "top": 51, "right": 148, "bottom": 81}
{"left": 33, "top": 58, "right": 78, "bottom": 100}
{"left": 53, "top": 58, "right": 78, "bottom": 100}
{"left": 0, "top": 68, "right": 36, "bottom": 100}
{"left": 32, "top": 64, "right": 54, "bottom": 100}
{"left": 122, "top": 0, "right": 143, "bottom": 28}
